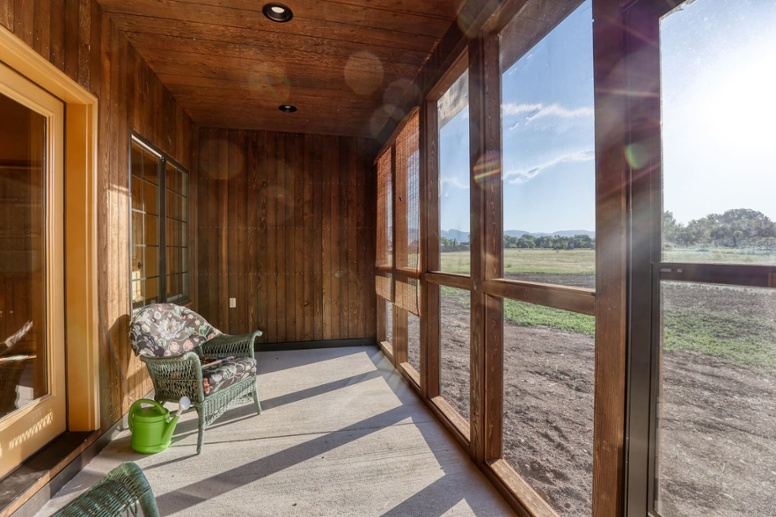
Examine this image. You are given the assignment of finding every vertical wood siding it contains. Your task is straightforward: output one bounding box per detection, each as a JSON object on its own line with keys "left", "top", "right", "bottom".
{"left": 1, "top": 0, "right": 194, "bottom": 430}
{"left": 195, "top": 129, "right": 376, "bottom": 342}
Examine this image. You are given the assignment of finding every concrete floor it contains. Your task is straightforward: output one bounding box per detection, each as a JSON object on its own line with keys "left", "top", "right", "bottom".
{"left": 37, "top": 347, "right": 514, "bottom": 516}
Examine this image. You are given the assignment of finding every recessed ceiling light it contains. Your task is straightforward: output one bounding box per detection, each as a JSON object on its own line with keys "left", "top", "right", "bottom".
{"left": 279, "top": 104, "right": 297, "bottom": 113}
{"left": 263, "top": 3, "right": 293, "bottom": 22}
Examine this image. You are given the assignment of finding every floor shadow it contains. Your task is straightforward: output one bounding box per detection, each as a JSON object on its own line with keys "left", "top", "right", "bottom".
{"left": 256, "top": 347, "right": 367, "bottom": 376}
{"left": 154, "top": 405, "right": 415, "bottom": 514}
{"left": 168, "top": 368, "right": 385, "bottom": 440}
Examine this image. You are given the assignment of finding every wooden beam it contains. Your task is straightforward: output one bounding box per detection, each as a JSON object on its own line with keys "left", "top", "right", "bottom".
{"left": 484, "top": 279, "right": 596, "bottom": 316}
{"left": 592, "top": 0, "right": 628, "bottom": 515}
{"left": 479, "top": 32, "right": 504, "bottom": 464}
{"left": 426, "top": 272, "right": 473, "bottom": 290}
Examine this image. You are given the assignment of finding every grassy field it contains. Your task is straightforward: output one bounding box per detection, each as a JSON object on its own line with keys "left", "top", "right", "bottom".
{"left": 664, "top": 247, "right": 776, "bottom": 265}
{"left": 439, "top": 248, "right": 776, "bottom": 370}
{"left": 441, "top": 248, "right": 595, "bottom": 275}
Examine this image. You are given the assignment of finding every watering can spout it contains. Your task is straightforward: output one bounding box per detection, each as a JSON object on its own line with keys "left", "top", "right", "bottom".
{"left": 162, "top": 414, "right": 180, "bottom": 445}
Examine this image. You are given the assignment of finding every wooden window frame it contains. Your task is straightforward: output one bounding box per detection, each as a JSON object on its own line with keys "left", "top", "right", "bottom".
{"left": 418, "top": 2, "right": 609, "bottom": 515}
{"left": 423, "top": 51, "right": 479, "bottom": 446}
{"left": 129, "top": 134, "right": 190, "bottom": 309}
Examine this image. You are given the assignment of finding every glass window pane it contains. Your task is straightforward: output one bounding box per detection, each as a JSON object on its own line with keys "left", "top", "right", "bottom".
{"left": 408, "top": 312, "right": 420, "bottom": 373}
{"left": 132, "top": 279, "right": 145, "bottom": 310}
{"left": 144, "top": 182, "right": 158, "bottom": 216}
{"left": 0, "top": 94, "right": 48, "bottom": 417}
{"left": 131, "top": 177, "right": 143, "bottom": 211}
{"left": 166, "top": 220, "right": 177, "bottom": 248}
{"left": 145, "top": 214, "right": 158, "bottom": 247}
{"left": 166, "top": 162, "right": 179, "bottom": 193}
{"left": 145, "top": 277, "right": 159, "bottom": 303}
{"left": 181, "top": 197, "right": 188, "bottom": 223}
{"left": 657, "top": 282, "right": 776, "bottom": 516}
{"left": 385, "top": 300, "right": 393, "bottom": 344}
{"left": 660, "top": 0, "right": 776, "bottom": 265}
{"left": 503, "top": 299, "right": 594, "bottom": 515}
{"left": 166, "top": 190, "right": 177, "bottom": 219}
{"left": 440, "top": 286, "right": 470, "bottom": 421}
{"left": 132, "top": 212, "right": 144, "bottom": 247}
{"left": 438, "top": 70, "right": 471, "bottom": 275}
{"left": 167, "top": 273, "right": 178, "bottom": 298}
{"left": 143, "top": 149, "right": 159, "bottom": 185}
{"left": 181, "top": 221, "right": 188, "bottom": 247}
{"left": 132, "top": 246, "right": 143, "bottom": 277}
{"left": 130, "top": 144, "right": 144, "bottom": 178}
{"left": 500, "top": 0, "right": 595, "bottom": 288}
{"left": 144, "top": 246, "right": 159, "bottom": 278}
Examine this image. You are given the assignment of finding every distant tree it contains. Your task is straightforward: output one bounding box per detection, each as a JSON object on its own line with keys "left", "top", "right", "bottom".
{"left": 663, "top": 211, "right": 684, "bottom": 247}
{"left": 503, "top": 235, "right": 519, "bottom": 248}
{"left": 666, "top": 208, "right": 776, "bottom": 249}
{"left": 517, "top": 234, "right": 536, "bottom": 248}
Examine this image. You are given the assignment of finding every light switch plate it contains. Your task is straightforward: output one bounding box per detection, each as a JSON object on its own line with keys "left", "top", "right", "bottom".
{"left": 229, "top": 297, "right": 236, "bottom": 308}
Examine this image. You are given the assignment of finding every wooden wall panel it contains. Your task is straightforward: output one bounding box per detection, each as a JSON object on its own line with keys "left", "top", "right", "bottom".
{"left": 195, "top": 128, "right": 376, "bottom": 343}
{"left": 1, "top": 0, "right": 194, "bottom": 431}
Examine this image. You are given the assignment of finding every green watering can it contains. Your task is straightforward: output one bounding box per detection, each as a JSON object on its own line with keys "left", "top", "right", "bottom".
{"left": 128, "top": 398, "right": 187, "bottom": 453}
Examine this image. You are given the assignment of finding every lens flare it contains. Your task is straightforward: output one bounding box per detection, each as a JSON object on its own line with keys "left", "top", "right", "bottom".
{"left": 473, "top": 150, "right": 502, "bottom": 185}
{"left": 383, "top": 78, "right": 420, "bottom": 108}
{"left": 248, "top": 63, "right": 290, "bottom": 104}
{"left": 624, "top": 141, "right": 651, "bottom": 169}
{"left": 344, "top": 51, "right": 384, "bottom": 96}
{"left": 369, "top": 104, "right": 397, "bottom": 138}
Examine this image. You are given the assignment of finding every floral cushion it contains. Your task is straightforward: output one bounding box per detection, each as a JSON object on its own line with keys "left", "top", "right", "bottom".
{"left": 130, "top": 303, "right": 221, "bottom": 357}
{"left": 202, "top": 357, "right": 256, "bottom": 395}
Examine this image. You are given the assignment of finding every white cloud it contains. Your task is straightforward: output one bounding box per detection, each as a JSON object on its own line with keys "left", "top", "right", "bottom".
{"left": 440, "top": 176, "right": 470, "bottom": 190}
{"left": 504, "top": 149, "right": 594, "bottom": 184}
{"left": 502, "top": 102, "right": 593, "bottom": 131}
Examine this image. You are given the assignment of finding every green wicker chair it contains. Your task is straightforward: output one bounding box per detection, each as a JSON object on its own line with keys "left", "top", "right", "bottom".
{"left": 129, "top": 303, "right": 262, "bottom": 454}
{"left": 52, "top": 462, "right": 159, "bottom": 517}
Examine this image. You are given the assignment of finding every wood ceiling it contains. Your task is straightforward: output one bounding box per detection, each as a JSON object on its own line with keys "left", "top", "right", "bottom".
{"left": 97, "top": 0, "right": 465, "bottom": 139}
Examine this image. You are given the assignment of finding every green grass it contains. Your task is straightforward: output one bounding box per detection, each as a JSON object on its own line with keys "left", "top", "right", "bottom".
{"left": 663, "top": 247, "right": 776, "bottom": 265}
{"left": 504, "top": 300, "right": 595, "bottom": 335}
{"left": 440, "top": 248, "right": 595, "bottom": 275}
{"left": 663, "top": 309, "right": 776, "bottom": 370}
{"left": 435, "top": 247, "right": 776, "bottom": 370}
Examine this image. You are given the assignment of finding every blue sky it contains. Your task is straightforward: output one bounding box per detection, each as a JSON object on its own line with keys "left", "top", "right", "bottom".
{"left": 440, "top": 0, "right": 595, "bottom": 234}
{"left": 662, "top": 0, "right": 776, "bottom": 225}
{"left": 439, "top": 0, "right": 776, "bottom": 233}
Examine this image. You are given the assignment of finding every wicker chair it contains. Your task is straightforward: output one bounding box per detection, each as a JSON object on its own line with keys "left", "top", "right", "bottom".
{"left": 129, "top": 303, "right": 262, "bottom": 454}
{"left": 52, "top": 462, "right": 159, "bottom": 517}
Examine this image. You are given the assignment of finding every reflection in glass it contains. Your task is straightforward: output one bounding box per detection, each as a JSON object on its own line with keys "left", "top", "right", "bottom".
{"left": 0, "top": 93, "right": 48, "bottom": 418}
{"left": 440, "top": 286, "right": 470, "bottom": 421}
{"left": 438, "top": 70, "right": 471, "bottom": 275}
{"left": 661, "top": 0, "right": 776, "bottom": 265}
{"left": 502, "top": 300, "right": 594, "bottom": 516}
{"left": 165, "top": 161, "right": 189, "bottom": 302}
{"left": 657, "top": 282, "right": 776, "bottom": 516}
{"left": 130, "top": 141, "right": 161, "bottom": 309}
{"left": 499, "top": 0, "right": 595, "bottom": 288}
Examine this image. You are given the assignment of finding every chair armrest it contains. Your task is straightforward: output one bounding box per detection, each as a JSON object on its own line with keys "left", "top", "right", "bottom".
{"left": 140, "top": 352, "right": 204, "bottom": 404}
{"left": 200, "top": 330, "right": 261, "bottom": 360}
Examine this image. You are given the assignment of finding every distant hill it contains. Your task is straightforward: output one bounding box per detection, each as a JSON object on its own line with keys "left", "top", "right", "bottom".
{"left": 437, "top": 229, "right": 594, "bottom": 242}
{"left": 441, "top": 229, "right": 470, "bottom": 243}
{"left": 547, "top": 229, "right": 595, "bottom": 238}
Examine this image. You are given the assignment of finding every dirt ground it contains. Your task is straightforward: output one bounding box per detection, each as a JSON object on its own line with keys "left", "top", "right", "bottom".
{"left": 422, "top": 288, "right": 776, "bottom": 516}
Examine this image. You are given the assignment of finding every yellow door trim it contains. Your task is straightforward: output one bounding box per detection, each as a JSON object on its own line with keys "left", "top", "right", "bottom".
{"left": 1, "top": 25, "right": 100, "bottom": 431}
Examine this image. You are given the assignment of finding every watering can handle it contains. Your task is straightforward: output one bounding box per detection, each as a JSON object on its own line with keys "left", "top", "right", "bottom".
{"left": 128, "top": 399, "right": 166, "bottom": 432}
